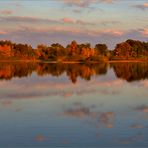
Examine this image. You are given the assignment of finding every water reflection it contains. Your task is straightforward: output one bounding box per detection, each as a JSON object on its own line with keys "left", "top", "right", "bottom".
{"left": 135, "top": 105, "right": 148, "bottom": 113}
{"left": 0, "top": 62, "right": 148, "bottom": 147}
{"left": 0, "top": 62, "right": 148, "bottom": 83}
{"left": 62, "top": 102, "right": 115, "bottom": 128}
{"left": 0, "top": 62, "right": 107, "bottom": 83}
{"left": 111, "top": 62, "right": 148, "bottom": 82}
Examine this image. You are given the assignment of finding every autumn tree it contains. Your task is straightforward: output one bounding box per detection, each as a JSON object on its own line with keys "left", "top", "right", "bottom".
{"left": 95, "top": 44, "right": 108, "bottom": 56}
{"left": 36, "top": 44, "right": 50, "bottom": 60}
{"left": 113, "top": 42, "right": 132, "bottom": 59}
{"left": 50, "top": 43, "right": 65, "bottom": 59}
{"left": 67, "top": 40, "right": 78, "bottom": 56}
{"left": 113, "top": 39, "right": 148, "bottom": 60}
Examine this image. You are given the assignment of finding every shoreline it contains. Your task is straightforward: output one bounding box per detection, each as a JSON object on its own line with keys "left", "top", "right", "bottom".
{"left": 0, "top": 59, "right": 148, "bottom": 63}
{"left": 108, "top": 60, "right": 148, "bottom": 63}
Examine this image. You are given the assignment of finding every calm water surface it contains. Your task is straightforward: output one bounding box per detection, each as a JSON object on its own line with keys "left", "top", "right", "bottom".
{"left": 0, "top": 62, "right": 148, "bottom": 147}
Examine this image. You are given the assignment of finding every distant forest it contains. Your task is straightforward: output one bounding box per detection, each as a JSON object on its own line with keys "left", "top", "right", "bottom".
{"left": 0, "top": 39, "right": 148, "bottom": 62}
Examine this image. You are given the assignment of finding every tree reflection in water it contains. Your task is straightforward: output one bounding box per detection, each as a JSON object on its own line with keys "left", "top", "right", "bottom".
{"left": 0, "top": 62, "right": 148, "bottom": 83}
{"left": 0, "top": 62, "right": 108, "bottom": 83}
{"left": 111, "top": 62, "right": 148, "bottom": 82}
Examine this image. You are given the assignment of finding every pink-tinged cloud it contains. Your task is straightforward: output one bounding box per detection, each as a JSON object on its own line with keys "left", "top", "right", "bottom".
{"left": 140, "top": 29, "right": 148, "bottom": 36}
{"left": 22, "top": 26, "right": 123, "bottom": 37}
{"left": 63, "top": 0, "right": 92, "bottom": 7}
{"left": 103, "top": 29, "right": 124, "bottom": 36}
{"left": 62, "top": 17, "right": 74, "bottom": 23}
{"left": 0, "top": 30, "right": 7, "bottom": 35}
{"left": 144, "top": 3, "right": 148, "bottom": 7}
{"left": 0, "top": 16, "right": 94, "bottom": 26}
{"left": 62, "top": 17, "right": 95, "bottom": 25}
{"left": 0, "top": 10, "right": 13, "bottom": 15}
{"left": 41, "top": 26, "right": 81, "bottom": 34}
{"left": 78, "top": 28, "right": 124, "bottom": 37}
{"left": 62, "top": 0, "right": 117, "bottom": 7}
{"left": 134, "top": 3, "right": 148, "bottom": 10}
{"left": 35, "top": 26, "right": 123, "bottom": 37}
{"left": 100, "top": 0, "right": 115, "bottom": 4}
{"left": 100, "top": 20, "right": 121, "bottom": 26}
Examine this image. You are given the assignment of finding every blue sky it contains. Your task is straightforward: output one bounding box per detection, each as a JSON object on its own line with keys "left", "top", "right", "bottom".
{"left": 0, "top": 0, "right": 148, "bottom": 49}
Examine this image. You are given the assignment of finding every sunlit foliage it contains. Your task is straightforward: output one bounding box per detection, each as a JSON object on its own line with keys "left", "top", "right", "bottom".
{"left": 0, "top": 39, "right": 148, "bottom": 61}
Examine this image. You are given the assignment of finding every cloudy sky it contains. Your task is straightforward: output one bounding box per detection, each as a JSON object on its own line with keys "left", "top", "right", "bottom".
{"left": 0, "top": 0, "right": 148, "bottom": 49}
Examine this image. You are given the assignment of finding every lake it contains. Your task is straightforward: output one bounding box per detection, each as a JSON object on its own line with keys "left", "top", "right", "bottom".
{"left": 0, "top": 62, "right": 148, "bottom": 147}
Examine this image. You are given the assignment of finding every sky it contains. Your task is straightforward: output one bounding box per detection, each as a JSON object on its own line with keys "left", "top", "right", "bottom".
{"left": 0, "top": 0, "right": 148, "bottom": 49}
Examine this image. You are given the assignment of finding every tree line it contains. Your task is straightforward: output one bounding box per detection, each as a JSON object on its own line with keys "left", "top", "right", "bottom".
{"left": 0, "top": 39, "right": 148, "bottom": 61}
